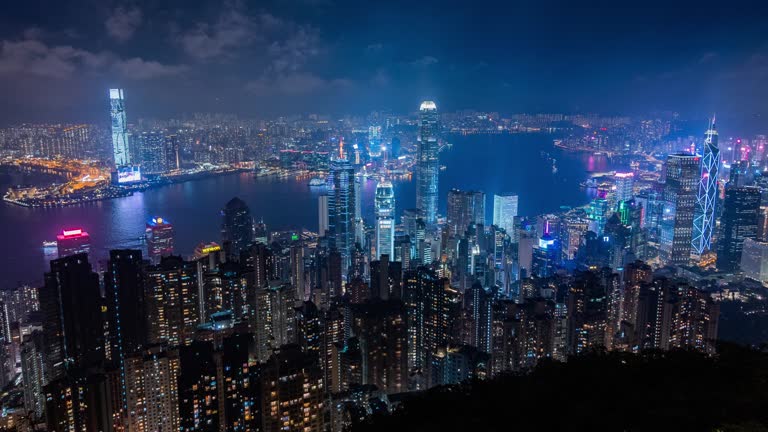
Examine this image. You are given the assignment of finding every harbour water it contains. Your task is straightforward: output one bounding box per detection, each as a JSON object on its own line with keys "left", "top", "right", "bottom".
{"left": 0, "top": 133, "right": 615, "bottom": 288}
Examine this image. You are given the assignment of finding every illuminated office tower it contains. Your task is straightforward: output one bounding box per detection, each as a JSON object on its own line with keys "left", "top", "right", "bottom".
{"left": 493, "top": 193, "right": 518, "bottom": 234}
{"left": 416, "top": 101, "right": 439, "bottom": 225}
{"left": 368, "top": 125, "right": 383, "bottom": 157}
{"left": 139, "top": 130, "right": 167, "bottom": 174}
{"left": 318, "top": 194, "right": 329, "bottom": 237}
{"left": 56, "top": 228, "right": 91, "bottom": 258}
{"left": 146, "top": 217, "right": 174, "bottom": 263}
{"left": 221, "top": 197, "right": 254, "bottom": 256}
{"left": 375, "top": 180, "right": 396, "bottom": 259}
{"left": 327, "top": 154, "right": 356, "bottom": 272}
{"left": 110, "top": 88, "right": 131, "bottom": 167}
{"left": 613, "top": 172, "right": 634, "bottom": 205}
{"left": 447, "top": 189, "right": 485, "bottom": 237}
{"left": 740, "top": 238, "right": 768, "bottom": 284}
{"left": 716, "top": 186, "right": 760, "bottom": 271}
{"left": 355, "top": 176, "right": 364, "bottom": 245}
{"left": 660, "top": 154, "right": 700, "bottom": 266}
{"left": 692, "top": 118, "right": 720, "bottom": 255}
{"left": 531, "top": 221, "right": 558, "bottom": 278}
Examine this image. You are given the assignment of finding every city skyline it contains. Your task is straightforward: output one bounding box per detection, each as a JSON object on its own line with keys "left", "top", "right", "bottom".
{"left": 3, "top": 3, "right": 768, "bottom": 431}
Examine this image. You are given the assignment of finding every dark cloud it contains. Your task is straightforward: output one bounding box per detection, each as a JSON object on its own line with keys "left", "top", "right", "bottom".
{"left": 0, "top": 33, "right": 183, "bottom": 81}
{"left": 2, "top": 0, "right": 768, "bottom": 122}
{"left": 105, "top": 7, "right": 143, "bottom": 42}
{"left": 246, "top": 73, "right": 351, "bottom": 95}
{"left": 409, "top": 56, "right": 438, "bottom": 67}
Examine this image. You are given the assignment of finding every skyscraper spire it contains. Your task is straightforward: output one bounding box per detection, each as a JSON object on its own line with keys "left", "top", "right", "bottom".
{"left": 692, "top": 117, "right": 721, "bottom": 256}
{"left": 416, "top": 100, "right": 439, "bottom": 225}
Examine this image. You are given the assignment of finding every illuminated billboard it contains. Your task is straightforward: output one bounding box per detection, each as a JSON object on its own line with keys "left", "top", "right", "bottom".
{"left": 117, "top": 165, "right": 142, "bottom": 183}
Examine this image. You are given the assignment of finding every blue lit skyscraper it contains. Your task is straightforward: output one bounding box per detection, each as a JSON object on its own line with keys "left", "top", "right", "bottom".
{"left": 328, "top": 147, "right": 356, "bottom": 272}
{"left": 368, "top": 125, "right": 383, "bottom": 157}
{"left": 375, "top": 180, "right": 396, "bottom": 259}
{"left": 110, "top": 88, "right": 130, "bottom": 167}
{"left": 493, "top": 193, "right": 518, "bottom": 234}
{"left": 692, "top": 117, "right": 720, "bottom": 256}
{"left": 416, "top": 101, "right": 439, "bottom": 225}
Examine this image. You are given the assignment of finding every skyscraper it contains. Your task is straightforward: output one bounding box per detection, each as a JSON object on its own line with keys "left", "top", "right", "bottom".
{"left": 110, "top": 88, "right": 130, "bottom": 167}
{"left": 740, "top": 238, "right": 768, "bottom": 284}
{"left": 375, "top": 180, "right": 395, "bottom": 260}
{"left": 221, "top": 197, "right": 254, "bottom": 256}
{"left": 660, "top": 154, "right": 699, "bottom": 266}
{"left": 692, "top": 118, "right": 720, "bottom": 255}
{"left": 416, "top": 101, "right": 439, "bottom": 225}
{"left": 105, "top": 249, "right": 147, "bottom": 360}
{"left": 56, "top": 228, "right": 91, "bottom": 258}
{"left": 318, "top": 194, "right": 329, "bottom": 237}
{"left": 368, "top": 125, "right": 383, "bottom": 157}
{"left": 327, "top": 154, "right": 356, "bottom": 272}
{"left": 447, "top": 189, "right": 485, "bottom": 237}
{"left": 613, "top": 172, "right": 634, "bottom": 205}
{"left": 493, "top": 193, "right": 518, "bottom": 234}
{"left": 146, "top": 217, "right": 174, "bottom": 263}
{"left": 716, "top": 186, "right": 760, "bottom": 271}
{"left": 40, "top": 253, "right": 104, "bottom": 380}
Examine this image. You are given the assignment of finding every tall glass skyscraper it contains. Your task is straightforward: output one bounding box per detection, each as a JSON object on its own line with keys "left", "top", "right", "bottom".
{"left": 327, "top": 154, "right": 356, "bottom": 272}
{"left": 447, "top": 189, "right": 485, "bottom": 236}
{"left": 221, "top": 197, "right": 254, "bottom": 255}
{"left": 692, "top": 118, "right": 720, "bottom": 256}
{"left": 416, "top": 101, "right": 439, "bottom": 225}
{"left": 375, "top": 180, "right": 395, "bottom": 259}
{"left": 493, "top": 193, "right": 518, "bottom": 234}
{"left": 716, "top": 186, "right": 760, "bottom": 271}
{"left": 660, "top": 153, "right": 700, "bottom": 266}
{"left": 109, "top": 88, "right": 130, "bottom": 167}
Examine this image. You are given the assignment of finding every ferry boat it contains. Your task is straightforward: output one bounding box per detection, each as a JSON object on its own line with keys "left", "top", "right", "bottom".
{"left": 42, "top": 240, "right": 57, "bottom": 249}
{"left": 308, "top": 178, "right": 326, "bottom": 187}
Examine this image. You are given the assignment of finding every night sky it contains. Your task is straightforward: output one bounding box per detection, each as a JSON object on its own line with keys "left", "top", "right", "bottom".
{"left": 1, "top": 0, "right": 767, "bottom": 124}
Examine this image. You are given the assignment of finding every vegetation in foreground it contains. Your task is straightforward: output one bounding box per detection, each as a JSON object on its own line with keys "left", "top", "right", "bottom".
{"left": 355, "top": 345, "right": 768, "bottom": 431}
